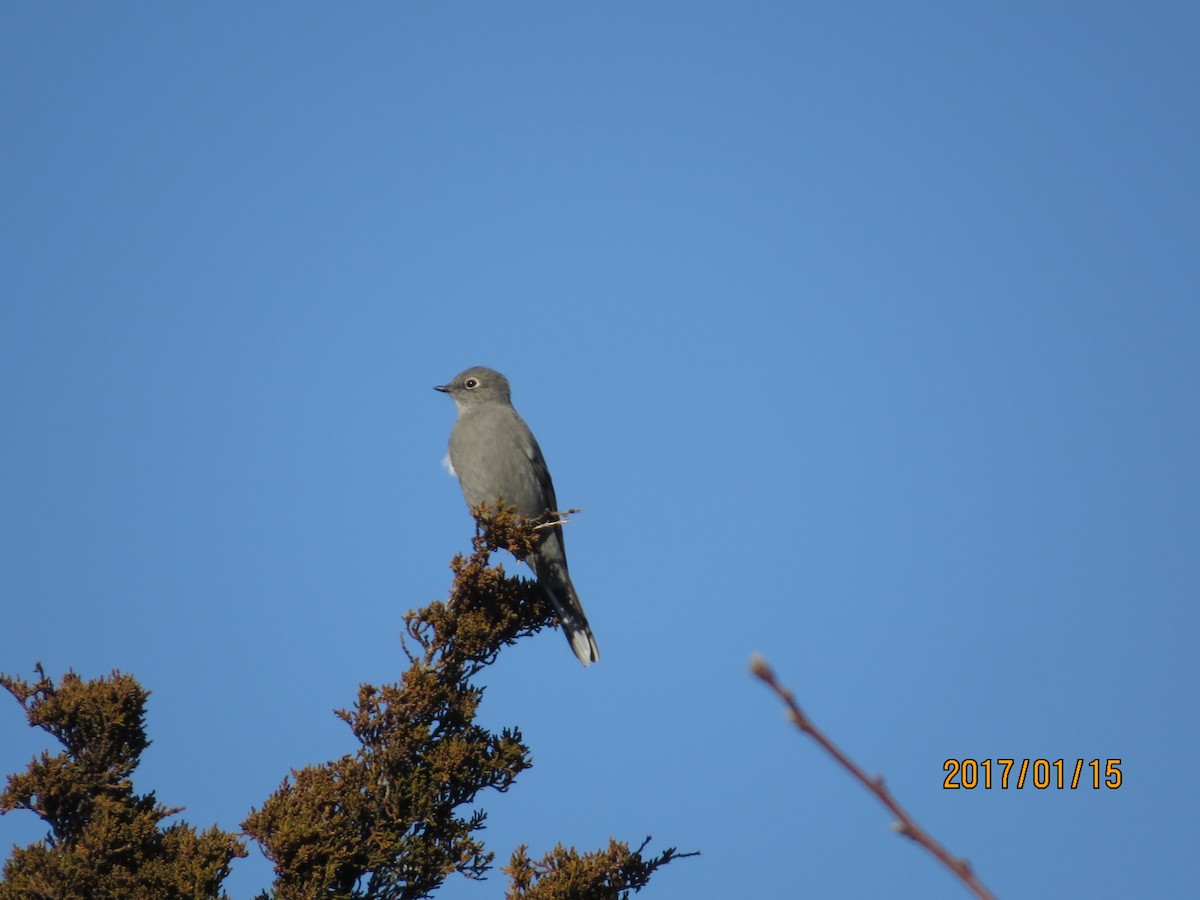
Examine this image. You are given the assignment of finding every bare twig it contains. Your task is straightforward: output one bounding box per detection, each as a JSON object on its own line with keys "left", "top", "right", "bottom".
{"left": 533, "top": 508, "right": 581, "bottom": 530}
{"left": 749, "top": 653, "right": 996, "bottom": 900}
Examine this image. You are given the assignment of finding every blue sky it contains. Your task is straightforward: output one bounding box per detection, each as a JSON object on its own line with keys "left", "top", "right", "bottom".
{"left": 2, "top": 4, "right": 1198, "bottom": 898}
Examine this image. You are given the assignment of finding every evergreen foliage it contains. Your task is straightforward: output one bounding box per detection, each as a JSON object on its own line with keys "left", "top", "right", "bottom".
{"left": 2, "top": 507, "right": 691, "bottom": 899}
{"left": 0, "top": 666, "right": 245, "bottom": 900}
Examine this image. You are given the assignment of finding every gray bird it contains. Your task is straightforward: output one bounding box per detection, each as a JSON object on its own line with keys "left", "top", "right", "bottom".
{"left": 435, "top": 366, "right": 599, "bottom": 666}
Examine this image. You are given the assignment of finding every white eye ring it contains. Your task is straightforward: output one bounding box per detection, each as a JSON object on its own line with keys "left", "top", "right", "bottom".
{"left": 464, "top": 378, "right": 478, "bottom": 389}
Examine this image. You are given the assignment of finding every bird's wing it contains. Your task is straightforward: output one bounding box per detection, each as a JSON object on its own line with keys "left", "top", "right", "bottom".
{"left": 515, "top": 413, "right": 559, "bottom": 515}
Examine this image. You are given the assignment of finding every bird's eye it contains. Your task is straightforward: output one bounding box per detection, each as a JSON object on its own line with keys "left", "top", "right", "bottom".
{"left": 464, "top": 378, "right": 478, "bottom": 389}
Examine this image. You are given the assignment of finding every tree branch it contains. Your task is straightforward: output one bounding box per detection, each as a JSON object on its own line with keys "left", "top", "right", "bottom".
{"left": 749, "top": 653, "right": 995, "bottom": 900}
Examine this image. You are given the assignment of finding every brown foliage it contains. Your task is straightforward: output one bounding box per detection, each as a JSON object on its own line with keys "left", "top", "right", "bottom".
{"left": 503, "top": 837, "right": 696, "bottom": 900}
{"left": 2, "top": 508, "right": 690, "bottom": 899}
{"left": 0, "top": 665, "right": 245, "bottom": 900}
{"left": 241, "top": 507, "right": 556, "bottom": 899}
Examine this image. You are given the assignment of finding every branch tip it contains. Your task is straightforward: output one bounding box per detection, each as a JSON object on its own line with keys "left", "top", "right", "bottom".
{"left": 748, "top": 652, "right": 771, "bottom": 679}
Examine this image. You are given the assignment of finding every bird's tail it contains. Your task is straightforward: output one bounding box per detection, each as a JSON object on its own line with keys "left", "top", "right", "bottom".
{"left": 537, "top": 568, "right": 599, "bottom": 667}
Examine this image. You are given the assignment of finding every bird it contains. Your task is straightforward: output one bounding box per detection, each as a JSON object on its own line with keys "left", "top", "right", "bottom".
{"left": 435, "top": 366, "right": 599, "bottom": 666}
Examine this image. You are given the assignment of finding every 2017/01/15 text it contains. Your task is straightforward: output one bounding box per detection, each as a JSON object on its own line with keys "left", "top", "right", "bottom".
{"left": 943, "top": 758, "right": 1122, "bottom": 790}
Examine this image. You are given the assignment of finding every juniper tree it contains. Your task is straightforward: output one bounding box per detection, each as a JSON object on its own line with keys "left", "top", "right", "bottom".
{"left": 0, "top": 665, "right": 245, "bottom": 900}
{"left": 2, "top": 507, "right": 692, "bottom": 899}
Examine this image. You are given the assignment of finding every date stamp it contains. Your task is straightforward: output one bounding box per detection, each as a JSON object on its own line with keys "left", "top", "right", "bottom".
{"left": 943, "top": 758, "right": 1122, "bottom": 789}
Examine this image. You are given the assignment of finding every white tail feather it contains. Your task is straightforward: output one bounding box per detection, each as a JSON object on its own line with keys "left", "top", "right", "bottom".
{"left": 569, "top": 629, "right": 599, "bottom": 667}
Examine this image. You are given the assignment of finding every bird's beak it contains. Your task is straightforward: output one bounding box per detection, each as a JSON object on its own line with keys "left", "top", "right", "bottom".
{"left": 434, "top": 384, "right": 449, "bottom": 393}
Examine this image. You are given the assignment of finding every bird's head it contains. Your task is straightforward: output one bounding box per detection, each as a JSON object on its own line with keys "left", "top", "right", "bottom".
{"left": 435, "top": 366, "right": 513, "bottom": 410}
